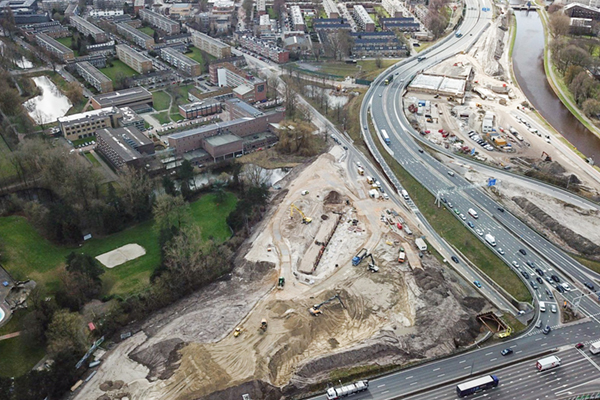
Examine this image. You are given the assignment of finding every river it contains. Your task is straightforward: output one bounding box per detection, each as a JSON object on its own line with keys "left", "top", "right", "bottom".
{"left": 512, "top": 10, "right": 600, "bottom": 163}
{"left": 22, "top": 76, "right": 72, "bottom": 125}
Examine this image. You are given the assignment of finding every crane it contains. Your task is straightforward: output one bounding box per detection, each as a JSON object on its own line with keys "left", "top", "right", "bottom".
{"left": 309, "top": 294, "right": 346, "bottom": 316}
{"left": 290, "top": 204, "right": 312, "bottom": 224}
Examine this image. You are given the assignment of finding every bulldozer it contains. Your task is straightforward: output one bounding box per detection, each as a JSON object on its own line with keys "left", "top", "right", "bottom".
{"left": 290, "top": 204, "right": 312, "bottom": 224}
{"left": 233, "top": 327, "right": 244, "bottom": 338}
{"left": 309, "top": 294, "right": 346, "bottom": 316}
{"left": 259, "top": 319, "right": 268, "bottom": 332}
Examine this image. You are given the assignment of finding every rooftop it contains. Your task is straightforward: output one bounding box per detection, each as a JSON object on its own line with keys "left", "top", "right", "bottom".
{"left": 97, "top": 126, "right": 150, "bottom": 162}
{"left": 116, "top": 44, "right": 153, "bottom": 63}
{"left": 169, "top": 117, "right": 254, "bottom": 140}
{"left": 205, "top": 133, "right": 243, "bottom": 147}
{"left": 77, "top": 61, "right": 111, "bottom": 83}
{"left": 93, "top": 87, "right": 152, "bottom": 106}
{"left": 58, "top": 106, "right": 118, "bottom": 125}
{"left": 226, "top": 98, "right": 263, "bottom": 117}
{"left": 117, "top": 22, "right": 153, "bottom": 40}
{"left": 162, "top": 47, "right": 200, "bottom": 66}
{"left": 70, "top": 15, "right": 104, "bottom": 35}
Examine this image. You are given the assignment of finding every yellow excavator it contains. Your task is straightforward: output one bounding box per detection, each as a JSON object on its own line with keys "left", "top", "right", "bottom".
{"left": 290, "top": 204, "right": 312, "bottom": 224}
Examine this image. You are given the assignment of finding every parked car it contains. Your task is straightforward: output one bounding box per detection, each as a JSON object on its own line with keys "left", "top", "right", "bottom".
{"left": 501, "top": 348, "right": 513, "bottom": 356}
{"left": 535, "top": 320, "right": 542, "bottom": 329}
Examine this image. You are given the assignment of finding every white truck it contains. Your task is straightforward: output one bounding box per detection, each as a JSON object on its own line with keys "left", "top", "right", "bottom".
{"left": 536, "top": 355, "right": 561, "bottom": 371}
{"left": 401, "top": 189, "right": 409, "bottom": 200}
{"left": 326, "top": 380, "right": 369, "bottom": 399}
{"left": 590, "top": 341, "right": 600, "bottom": 355}
{"left": 484, "top": 233, "right": 496, "bottom": 247}
{"left": 468, "top": 208, "right": 479, "bottom": 219}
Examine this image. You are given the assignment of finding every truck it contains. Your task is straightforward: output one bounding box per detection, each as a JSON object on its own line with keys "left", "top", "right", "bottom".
{"left": 384, "top": 75, "right": 394, "bottom": 85}
{"left": 401, "top": 189, "right": 409, "bottom": 200}
{"left": 326, "top": 380, "right": 369, "bottom": 399}
{"left": 590, "top": 341, "right": 600, "bottom": 355}
{"left": 367, "top": 176, "right": 374, "bottom": 184}
{"left": 398, "top": 251, "right": 406, "bottom": 263}
{"left": 536, "top": 355, "right": 561, "bottom": 371}
{"left": 468, "top": 208, "right": 479, "bottom": 219}
{"left": 357, "top": 167, "right": 365, "bottom": 176}
{"left": 484, "top": 233, "right": 496, "bottom": 247}
{"left": 415, "top": 237, "right": 427, "bottom": 251}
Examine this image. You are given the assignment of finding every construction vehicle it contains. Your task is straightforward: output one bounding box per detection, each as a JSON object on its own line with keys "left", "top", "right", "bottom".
{"left": 352, "top": 248, "right": 368, "bottom": 266}
{"left": 398, "top": 251, "right": 406, "bottom": 263}
{"left": 309, "top": 294, "right": 345, "bottom": 316}
{"left": 290, "top": 204, "right": 312, "bottom": 224}
{"left": 365, "top": 253, "right": 379, "bottom": 272}
{"left": 498, "top": 326, "right": 512, "bottom": 338}
{"left": 277, "top": 277, "right": 285, "bottom": 289}
{"left": 259, "top": 319, "right": 268, "bottom": 332}
{"left": 357, "top": 166, "right": 365, "bottom": 176}
{"left": 541, "top": 151, "right": 552, "bottom": 162}
{"left": 233, "top": 327, "right": 244, "bottom": 337}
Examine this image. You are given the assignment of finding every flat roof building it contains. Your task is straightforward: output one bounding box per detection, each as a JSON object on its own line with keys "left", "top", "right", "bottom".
{"left": 139, "top": 8, "right": 180, "bottom": 34}
{"left": 91, "top": 86, "right": 153, "bottom": 110}
{"left": 382, "top": 0, "right": 403, "bottom": 17}
{"left": 36, "top": 32, "right": 74, "bottom": 61}
{"left": 179, "top": 99, "right": 222, "bottom": 119}
{"left": 289, "top": 5, "right": 305, "bottom": 31}
{"left": 116, "top": 22, "right": 155, "bottom": 50}
{"left": 203, "top": 134, "right": 244, "bottom": 160}
{"left": 76, "top": 61, "right": 113, "bottom": 93}
{"left": 70, "top": 15, "right": 107, "bottom": 43}
{"left": 96, "top": 126, "right": 154, "bottom": 169}
{"left": 160, "top": 47, "right": 202, "bottom": 76}
{"left": 58, "top": 107, "right": 120, "bottom": 141}
{"left": 234, "top": 33, "right": 290, "bottom": 64}
{"left": 322, "top": 0, "right": 339, "bottom": 18}
{"left": 190, "top": 31, "right": 231, "bottom": 59}
{"left": 353, "top": 5, "right": 375, "bottom": 32}
{"left": 116, "top": 44, "right": 153, "bottom": 74}
{"left": 210, "top": 61, "right": 267, "bottom": 102}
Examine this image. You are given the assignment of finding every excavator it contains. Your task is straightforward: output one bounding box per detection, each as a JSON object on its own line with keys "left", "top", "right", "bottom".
{"left": 352, "top": 249, "right": 379, "bottom": 272}
{"left": 290, "top": 204, "right": 312, "bottom": 224}
{"left": 541, "top": 151, "right": 552, "bottom": 162}
{"left": 259, "top": 319, "right": 268, "bottom": 332}
{"left": 499, "top": 326, "right": 512, "bottom": 339}
{"left": 309, "top": 294, "right": 346, "bottom": 316}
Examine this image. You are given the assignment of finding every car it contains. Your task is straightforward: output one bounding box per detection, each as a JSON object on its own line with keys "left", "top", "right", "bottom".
{"left": 545, "top": 288, "right": 554, "bottom": 298}
{"left": 497, "top": 248, "right": 505, "bottom": 255}
{"left": 535, "top": 268, "right": 544, "bottom": 276}
{"left": 576, "top": 343, "right": 585, "bottom": 349}
{"left": 476, "top": 229, "right": 483, "bottom": 236}
{"left": 562, "top": 283, "right": 572, "bottom": 291}
{"left": 467, "top": 221, "right": 475, "bottom": 228}
{"left": 545, "top": 276, "right": 553, "bottom": 284}
{"left": 585, "top": 282, "right": 595, "bottom": 290}
{"left": 448, "top": 202, "right": 453, "bottom": 208}
{"left": 418, "top": 148, "right": 424, "bottom": 154}
{"left": 556, "top": 284, "right": 565, "bottom": 293}
{"left": 519, "top": 249, "right": 527, "bottom": 255}
{"left": 497, "top": 207, "right": 505, "bottom": 212}
{"left": 501, "top": 348, "right": 513, "bottom": 356}
{"left": 543, "top": 325, "right": 551, "bottom": 335}
{"left": 521, "top": 271, "right": 530, "bottom": 279}
{"left": 454, "top": 208, "right": 460, "bottom": 215}
{"left": 530, "top": 281, "right": 538, "bottom": 290}
{"left": 459, "top": 213, "right": 466, "bottom": 221}
{"left": 512, "top": 261, "right": 520, "bottom": 268}
{"left": 551, "top": 304, "right": 557, "bottom": 313}
{"left": 536, "top": 277, "right": 543, "bottom": 284}
{"left": 551, "top": 274, "right": 560, "bottom": 283}
{"left": 441, "top": 197, "right": 447, "bottom": 203}
{"left": 379, "top": 94, "right": 382, "bottom": 97}
{"left": 473, "top": 280, "right": 482, "bottom": 288}
{"left": 343, "top": 146, "right": 348, "bottom": 150}
{"left": 448, "top": 171, "right": 455, "bottom": 177}
{"left": 451, "top": 256, "right": 459, "bottom": 263}
{"left": 535, "top": 320, "right": 543, "bottom": 329}
{"left": 525, "top": 261, "right": 534, "bottom": 268}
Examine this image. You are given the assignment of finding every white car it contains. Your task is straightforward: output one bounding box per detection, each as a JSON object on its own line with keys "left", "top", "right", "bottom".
{"left": 476, "top": 229, "right": 483, "bottom": 236}
{"left": 459, "top": 213, "right": 466, "bottom": 221}
{"left": 551, "top": 304, "right": 557, "bottom": 313}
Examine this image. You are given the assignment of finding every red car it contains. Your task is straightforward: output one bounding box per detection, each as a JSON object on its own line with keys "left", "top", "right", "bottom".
{"left": 575, "top": 343, "right": 584, "bottom": 349}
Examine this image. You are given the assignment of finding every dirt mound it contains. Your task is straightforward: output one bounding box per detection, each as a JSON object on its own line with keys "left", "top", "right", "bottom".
{"left": 198, "top": 380, "right": 282, "bottom": 400}
{"left": 513, "top": 196, "right": 600, "bottom": 259}
{"left": 324, "top": 190, "right": 343, "bottom": 204}
{"left": 99, "top": 380, "right": 124, "bottom": 392}
{"left": 130, "top": 338, "right": 185, "bottom": 381}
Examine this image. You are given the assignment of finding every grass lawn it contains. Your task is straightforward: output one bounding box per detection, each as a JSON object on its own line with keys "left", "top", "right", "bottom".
{"left": 152, "top": 90, "right": 171, "bottom": 111}
{"left": 0, "top": 135, "right": 17, "bottom": 179}
{"left": 153, "top": 111, "right": 171, "bottom": 124}
{"left": 100, "top": 60, "right": 138, "bottom": 81}
{"left": 138, "top": 26, "right": 155, "bottom": 36}
{"left": 56, "top": 36, "right": 79, "bottom": 57}
{"left": 84, "top": 152, "right": 101, "bottom": 167}
{"left": 170, "top": 113, "right": 184, "bottom": 122}
{"left": 0, "top": 335, "right": 46, "bottom": 377}
{"left": 358, "top": 59, "right": 401, "bottom": 80}
{"left": 0, "top": 193, "right": 237, "bottom": 296}
{"left": 71, "top": 136, "right": 95, "bottom": 147}
{"left": 184, "top": 47, "right": 214, "bottom": 71}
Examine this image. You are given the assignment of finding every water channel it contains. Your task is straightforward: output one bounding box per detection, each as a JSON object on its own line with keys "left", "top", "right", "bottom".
{"left": 23, "top": 76, "right": 72, "bottom": 125}
{"left": 512, "top": 10, "right": 600, "bottom": 162}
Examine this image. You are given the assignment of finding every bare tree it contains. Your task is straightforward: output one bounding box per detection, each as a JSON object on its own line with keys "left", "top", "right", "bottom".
{"left": 243, "top": 163, "right": 272, "bottom": 187}
{"left": 153, "top": 194, "right": 190, "bottom": 232}
{"left": 549, "top": 13, "right": 570, "bottom": 38}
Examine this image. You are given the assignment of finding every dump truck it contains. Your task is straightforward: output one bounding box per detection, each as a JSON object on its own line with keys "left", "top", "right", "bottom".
{"left": 326, "top": 380, "right": 369, "bottom": 399}
{"left": 398, "top": 251, "right": 406, "bottom": 263}
{"left": 357, "top": 167, "right": 365, "bottom": 176}
{"left": 536, "top": 355, "right": 561, "bottom": 371}
{"left": 485, "top": 234, "right": 496, "bottom": 247}
{"left": 590, "top": 341, "right": 600, "bottom": 355}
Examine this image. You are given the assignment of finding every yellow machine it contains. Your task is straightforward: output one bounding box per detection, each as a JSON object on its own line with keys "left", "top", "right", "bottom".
{"left": 233, "top": 327, "right": 244, "bottom": 337}
{"left": 499, "top": 326, "right": 512, "bottom": 338}
{"left": 259, "top": 319, "right": 268, "bottom": 332}
{"left": 290, "top": 204, "right": 312, "bottom": 224}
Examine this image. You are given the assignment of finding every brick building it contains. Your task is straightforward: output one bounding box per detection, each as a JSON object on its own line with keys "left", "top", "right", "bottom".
{"left": 178, "top": 99, "right": 222, "bottom": 119}
{"left": 91, "top": 87, "right": 153, "bottom": 110}
{"left": 95, "top": 126, "right": 155, "bottom": 169}
{"left": 70, "top": 15, "right": 107, "bottom": 43}
{"left": 160, "top": 47, "right": 202, "bottom": 76}
{"left": 353, "top": 5, "right": 375, "bottom": 32}
{"left": 234, "top": 34, "right": 290, "bottom": 63}
{"left": 36, "top": 32, "right": 74, "bottom": 61}
{"left": 116, "top": 22, "right": 155, "bottom": 50}
{"left": 139, "top": 8, "right": 180, "bottom": 34}
{"left": 209, "top": 61, "right": 267, "bottom": 102}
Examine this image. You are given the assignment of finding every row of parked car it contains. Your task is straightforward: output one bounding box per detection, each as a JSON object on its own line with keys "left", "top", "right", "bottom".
{"left": 468, "top": 130, "right": 494, "bottom": 152}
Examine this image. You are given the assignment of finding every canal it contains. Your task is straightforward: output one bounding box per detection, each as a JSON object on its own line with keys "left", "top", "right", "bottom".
{"left": 512, "top": 9, "right": 600, "bottom": 162}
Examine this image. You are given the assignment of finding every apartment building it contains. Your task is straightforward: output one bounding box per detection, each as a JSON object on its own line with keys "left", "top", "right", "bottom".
{"left": 210, "top": 61, "right": 267, "bottom": 102}
{"left": 353, "top": 5, "right": 375, "bottom": 32}
{"left": 20, "top": 21, "right": 70, "bottom": 40}
{"left": 116, "top": 22, "right": 155, "bottom": 50}
{"left": 76, "top": 61, "right": 113, "bottom": 93}
{"left": 58, "top": 107, "right": 120, "bottom": 140}
{"left": 289, "top": 5, "right": 305, "bottom": 31}
{"left": 139, "top": 8, "right": 180, "bottom": 34}
{"left": 234, "top": 34, "right": 290, "bottom": 63}
{"left": 322, "top": 0, "right": 339, "bottom": 18}
{"left": 160, "top": 47, "right": 202, "bottom": 76}
{"left": 191, "top": 31, "right": 231, "bottom": 59}
{"left": 313, "top": 18, "right": 351, "bottom": 31}
{"left": 116, "top": 44, "right": 153, "bottom": 74}
{"left": 36, "top": 32, "right": 74, "bottom": 61}
{"left": 256, "top": 0, "right": 266, "bottom": 15}
{"left": 178, "top": 99, "right": 222, "bottom": 119}
{"left": 350, "top": 31, "right": 406, "bottom": 56}
{"left": 382, "top": 0, "right": 403, "bottom": 18}
{"left": 380, "top": 17, "right": 420, "bottom": 31}
{"left": 96, "top": 126, "right": 154, "bottom": 169}
{"left": 70, "top": 15, "right": 107, "bottom": 43}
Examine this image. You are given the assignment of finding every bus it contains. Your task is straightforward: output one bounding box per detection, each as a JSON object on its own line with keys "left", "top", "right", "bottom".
{"left": 456, "top": 375, "right": 499, "bottom": 397}
{"left": 455, "top": 30, "right": 463, "bottom": 38}
{"left": 381, "top": 129, "right": 391, "bottom": 145}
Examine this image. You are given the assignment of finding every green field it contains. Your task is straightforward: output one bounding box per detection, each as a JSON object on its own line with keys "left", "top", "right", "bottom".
{"left": 138, "top": 26, "right": 155, "bottom": 37}
{"left": 0, "top": 135, "right": 17, "bottom": 179}
{"left": 152, "top": 90, "right": 171, "bottom": 111}
{"left": 100, "top": 60, "right": 138, "bottom": 81}
{"left": 184, "top": 47, "right": 214, "bottom": 71}
{"left": 84, "top": 152, "right": 101, "bottom": 167}
{"left": 56, "top": 36, "right": 79, "bottom": 56}
{"left": 153, "top": 111, "right": 171, "bottom": 124}
{"left": 0, "top": 192, "right": 237, "bottom": 296}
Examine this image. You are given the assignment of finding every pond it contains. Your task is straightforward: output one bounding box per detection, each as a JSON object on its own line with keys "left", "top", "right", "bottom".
{"left": 23, "top": 76, "right": 72, "bottom": 125}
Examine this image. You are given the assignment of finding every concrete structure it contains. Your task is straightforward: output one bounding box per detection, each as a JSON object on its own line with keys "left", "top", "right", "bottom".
{"left": 322, "top": 0, "right": 339, "bottom": 18}
{"left": 116, "top": 44, "right": 153, "bottom": 74}
{"left": 20, "top": 21, "right": 69, "bottom": 40}
{"left": 203, "top": 134, "right": 244, "bottom": 160}
{"left": 160, "top": 47, "right": 201, "bottom": 76}
{"left": 70, "top": 15, "right": 107, "bottom": 43}
{"left": 91, "top": 87, "right": 153, "bottom": 110}
{"left": 169, "top": 3, "right": 193, "bottom": 18}
{"left": 259, "top": 14, "right": 271, "bottom": 33}
{"left": 191, "top": 31, "right": 231, "bottom": 59}
{"left": 408, "top": 74, "right": 466, "bottom": 99}
{"left": 116, "top": 22, "right": 155, "bottom": 50}
{"left": 36, "top": 32, "right": 74, "bottom": 61}
{"left": 0, "top": 0, "right": 49, "bottom": 24}
{"left": 570, "top": 16, "right": 593, "bottom": 33}
{"left": 353, "top": 5, "right": 375, "bottom": 32}
{"left": 209, "top": 61, "right": 267, "bottom": 102}
{"left": 119, "top": 107, "right": 145, "bottom": 131}
{"left": 76, "top": 61, "right": 113, "bottom": 93}
{"left": 178, "top": 99, "right": 222, "bottom": 119}
{"left": 561, "top": 0, "right": 600, "bottom": 8}
{"left": 133, "top": 0, "right": 144, "bottom": 14}
{"left": 226, "top": 98, "right": 263, "bottom": 118}
{"left": 234, "top": 34, "right": 290, "bottom": 63}
{"left": 289, "top": 5, "right": 306, "bottom": 31}
{"left": 95, "top": 126, "right": 154, "bottom": 169}
{"left": 210, "top": 0, "right": 235, "bottom": 32}
{"left": 482, "top": 111, "right": 495, "bottom": 133}
{"left": 89, "top": 8, "right": 124, "bottom": 17}
{"left": 58, "top": 107, "right": 120, "bottom": 141}
{"left": 139, "top": 8, "right": 180, "bottom": 34}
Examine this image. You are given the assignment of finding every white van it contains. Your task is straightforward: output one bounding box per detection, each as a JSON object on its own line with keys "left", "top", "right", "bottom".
{"left": 539, "top": 301, "right": 546, "bottom": 312}
{"left": 468, "top": 208, "right": 479, "bottom": 219}
{"left": 447, "top": 171, "right": 455, "bottom": 177}
{"left": 401, "top": 189, "right": 409, "bottom": 200}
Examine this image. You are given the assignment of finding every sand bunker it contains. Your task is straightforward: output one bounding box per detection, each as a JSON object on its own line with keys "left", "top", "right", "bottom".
{"left": 96, "top": 244, "right": 146, "bottom": 268}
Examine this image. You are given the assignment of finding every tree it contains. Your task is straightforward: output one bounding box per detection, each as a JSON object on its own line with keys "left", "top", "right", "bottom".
{"left": 582, "top": 98, "right": 600, "bottom": 118}
{"left": 569, "top": 71, "right": 594, "bottom": 105}
{"left": 375, "top": 56, "right": 383, "bottom": 68}
{"left": 0, "top": 7, "right": 16, "bottom": 39}
{"left": 162, "top": 174, "right": 177, "bottom": 196}
{"left": 114, "top": 71, "right": 129, "bottom": 90}
{"left": 118, "top": 166, "right": 155, "bottom": 221}
{"left": 549, "top": 13, "right": 570, "bottom": 38}
{"left": 46, "top": 310, "right": 87, "bottom": 356}
{"left": 284, "top": 83, "right": 299, "bottom": 120}
{"left": 65, "top": 81, "right": 84, "bottom": 106}
{"left": 153, "top": 194, "right": 190, "bottom": 233}
{"left": 65, "top": 252, "right": 104, "bottom": 283}
{"left": 163, "top": 225, "right": 206, "bottom": 290}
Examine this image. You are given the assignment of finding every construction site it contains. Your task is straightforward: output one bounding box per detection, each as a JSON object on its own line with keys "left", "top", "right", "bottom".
{"left": 76, "top": 147, "right": 492, "bottom": 400}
